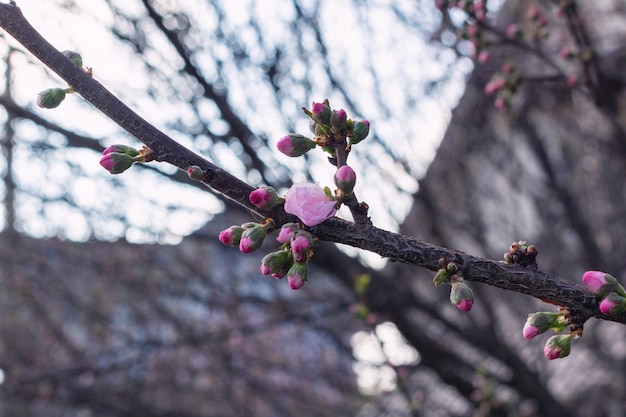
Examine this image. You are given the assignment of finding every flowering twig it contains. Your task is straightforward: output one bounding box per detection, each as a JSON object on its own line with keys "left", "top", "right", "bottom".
{"left": 2, "top": 3, "right": 626, "bottom": 326}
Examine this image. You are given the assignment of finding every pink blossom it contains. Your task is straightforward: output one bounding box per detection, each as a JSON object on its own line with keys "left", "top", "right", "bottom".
{"left": 260, "top": 264, "right": 271, "bottom": 275}
{"left": 284, "top": 183, "right": 337, "bottom": 227}
{"left": 582, "top": 271, "right": 609, "bottom": 294}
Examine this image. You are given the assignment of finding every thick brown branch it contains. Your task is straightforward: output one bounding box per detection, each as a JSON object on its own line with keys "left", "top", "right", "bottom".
{"left": 1, "top": 3, "right": 623, "bottom": 325}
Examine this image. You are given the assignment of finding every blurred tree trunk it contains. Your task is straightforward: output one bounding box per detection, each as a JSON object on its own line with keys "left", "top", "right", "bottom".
{"left": 393, "top": 0, "right": 626, "bottom": 415}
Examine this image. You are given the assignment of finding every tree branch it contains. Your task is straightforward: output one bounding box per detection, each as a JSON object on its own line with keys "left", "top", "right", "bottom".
{"left": 1, "top": 3, "right": 622, "bottom": 326}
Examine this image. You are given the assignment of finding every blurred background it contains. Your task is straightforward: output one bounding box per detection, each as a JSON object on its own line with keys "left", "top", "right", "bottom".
{"left": 0, "top": 0, "right": 626, "bottom": 416}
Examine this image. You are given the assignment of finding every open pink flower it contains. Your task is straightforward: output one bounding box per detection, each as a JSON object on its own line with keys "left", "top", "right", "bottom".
{"left": 284, "top": 183, "right": 337, "bottom": 227}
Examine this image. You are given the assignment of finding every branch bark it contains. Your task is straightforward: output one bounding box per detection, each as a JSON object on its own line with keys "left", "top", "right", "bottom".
{"left": 0, "top": 2, "right": 622, "bottom": 326}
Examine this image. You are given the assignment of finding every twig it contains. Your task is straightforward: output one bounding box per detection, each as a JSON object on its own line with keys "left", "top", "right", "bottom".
{"left": 0, "top": 3, "right": 622, "bottom": 326}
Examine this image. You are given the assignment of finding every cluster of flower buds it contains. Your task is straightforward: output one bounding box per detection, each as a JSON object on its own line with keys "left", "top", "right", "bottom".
{"left": 436, "top": 0, "right": 486, "bottom": 21}
{"left": 460, "top": 17, "right": 489, "bottom": 63}
{"left": 219, "top": 219, "right": 276, "bottom": 254}
{"left": 219, "top": 101, "right": 370, "bottom": 290}
{"left": 522, "top": 308, "right": 577, "bottom": 360}
{"left": 435, "top": 1, "right": 489, "bottom": 63}
{"left": 261, "top": 223, "right": 318, "bottom": 289}
{"left": 526, "top": 6, "right": 550, "bottom": 41}
{"left": 36, "top": 50, "right": 86, "bottom": 109}
{"left": 582, "top": 271, "right": 626, "bottom": 316}
{"left": 483, "top": 63, "right": 520, "bottom": 111}
{"left": 277, "top": 100, "right": 370, "bottom": 158}
{"left": 99, "top": 144, "right": 154, "bottom": 174}
{"left": 501, "top": 240, "right": 538, "bottom": 268}
{"left": 276, "top": 100, "right": 365, "bottom": 224}
{"left": 219, "top": 217, "right": 318, "bottom": 290}
{"left": 504, "top": 6, "right": 550, "bottom": 42}
{"left": 433, "top": 257, "right": 474, "bottom": 311}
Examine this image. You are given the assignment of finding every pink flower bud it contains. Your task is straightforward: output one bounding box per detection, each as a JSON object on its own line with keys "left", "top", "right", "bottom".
{"left": 522, "top": 322, "right": 540, "bottom": 339}
{"left": 99, "top": 152, "right": 136, "bottom": 174}
{"left": 484, "top": 77, "right": 506, "bottom": 95}
{"left": 261, "top": 250, "right": 294, "bottom": 276}
{"left": 277, "top": 134, "right": 317, "bottom": 157}
{"left": 495, "top": 97, "right": 508, "bottom": 111}
{"left": 478, "top": 50, "right": 490, "bottom": 64}
{"left": 249, "top": 186, "right": 281, "bottom": 210}
{"left": 291, "top": 230, "right": 315, "bottom": 262}
{"left": 543, "top": 334, "right": 572, "bottom": 360}
{"left": 334, "top": 165, "right": 357, "bottom": 194}
{"left": 218, "top": 225, "right": 244, "bottom": 246}
{"left": 311, "top": 102, "right": 331, "bottom": 125}
{"left": 582, "top": 270, "right": 625, "bottom": 297}
{"left": 449, "top": 281, "right": 474, "bottom": 312}
{"left": 103, "top": 144, "right": 140, "bottom": 157}
{"left": 239, "top": 223, "right": 268, "bottom": 253}
{"left": 600, "top": 292, "right": 626, "bottom": 315}
{"left": 287, "top": 262, "right": 308, "bottom": 290}
{"left": 506, "top": 24, "right": 521, "bottom": 39}
{"left": 522, "top": 311, "right": 566, "bottom": 339}
{"left": 331, "top": 109, "right": 347, "bottom": 132}
{"left": 284, "top": 183, "right": 337, "bottom": 227}
{"left": 567, "top": 75, "right": 579, "bottom": 87}
{"left": 276, "top": 223, "right": 298, "bottom": 244}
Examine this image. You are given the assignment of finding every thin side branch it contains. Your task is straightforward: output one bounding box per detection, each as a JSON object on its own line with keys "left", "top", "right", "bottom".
{"left": 0, "top": 3, "right": 622, "bottom": 325}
